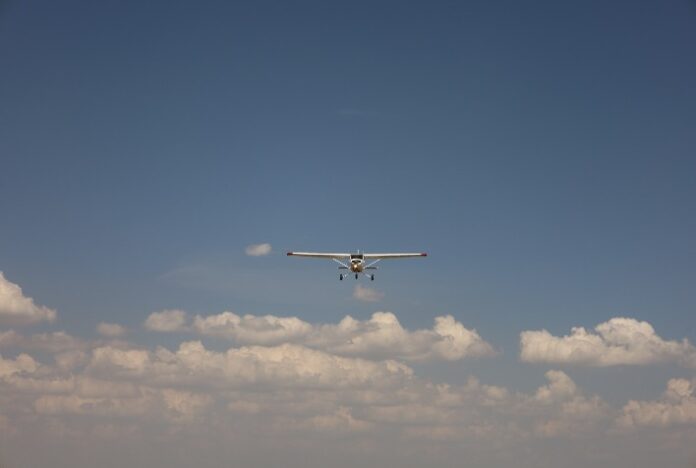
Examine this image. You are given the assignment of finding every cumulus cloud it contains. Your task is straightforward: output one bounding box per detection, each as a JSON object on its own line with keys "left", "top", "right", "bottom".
{"left": 309, "top": 313, "right": 495, "bottom": 362}
{"left": 0, "top": 352, "right": 38, "bottom": 377}
{"left": 534, "top": 370, "right": 579, "bottom": 403}
{"left": 520, "top": 317, "right": 696, "bottom": 367}
{"left": 144, "top": 310, "right": 188, "bottom": 332}
{"left": 54, "top": 350, "right": 89, "bottom": 371}
{"left": 6, "top": 321, "right": 664, "bottom": 468}
{"left": 96, "top": 322, "right": 126, "bottom": 338}
{"left": 0, "top": 336, "right": 609, "bottom": 445}
{"left": 245, "top": 243, "right": 272, "bottom": 256}
{"left": 353, "top": 284, "right": 384, "bottom": 302}
{"left": 618, "top": 378, "right": 696, "bottom": 429}
{"left": 169, "top": 310, "right": 495, "bottom": 362}
{"left": 2, "top": 298, "right": 681, "bottom": 467}
{"left": 0, "top": 272, "right": 56, "bottom": 325}
{"left": 87, "top": 341, "right": 413, "bottom": 390}
{"left": 529, "top": 370, "right": 609, "bottom": 437}
{"left": 192, "top": 312, "right": 312, "bottom": 345}
{"left": 342, "top": 369, "right": 607, "bottom": 440}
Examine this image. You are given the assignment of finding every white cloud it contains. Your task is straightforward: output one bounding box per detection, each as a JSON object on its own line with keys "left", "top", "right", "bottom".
{"left": 525, "top": 370, "right": 609, "bottom": 438}
{"left": 4, "top": 301, "right": 687, "bottom": 467}
{"left": 533, "top": 370, "right": 578, "bottom": 403}
{"left": 192, "top": 312, "right": 313, "bottom": 345}
{"left": 309, "top": 313, "right": 495, "bottom": 362}
{"left": 0, "top": 352, "right": 38, "bottom": 377}
{"left": 353, "top": 284, "right": 384, "bottom": 302}
{"left": 618, "top": 378, "right": 696, "bottom": 429}
{"left": 0, "top": 338, "right": 607, "bottom": 443}
{"left": 89, "top": 346, "right": 151, "bottom": 377}
{"left": 144, "top": 309, "right": 188, "bottom": 332}
{"left": 520, "top": 317, "right": 696, "bottom": 367}
{"left": 54, "top": 350, "right": 89, "bottom": 371}
{"left": 87, "top": 341, "right": 413, "bottom": 390}
{"left": 0, "top": 272, "right": 56, "bottom": 325}
{"left": 172, "top": 310, "right": 495, "bottom": 363}
{"left": 348, "top": 369, "right": 608, "bottom": 439}
{"left": 161, "top": 388, "right": 214, "bottom": 422}
{"left": 245, "top": 243, "right": 272, "bottom": 256}
{"left": 0, "top": 330, "right": 642, "bottom": 468}
{"left": 96, "top": 322, "right": 126, "bottom": 338}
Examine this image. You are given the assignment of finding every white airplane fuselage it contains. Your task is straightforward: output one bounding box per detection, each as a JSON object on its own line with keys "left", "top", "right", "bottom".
{"left": 349, "top": 254, "right": 364, "bottom": 272}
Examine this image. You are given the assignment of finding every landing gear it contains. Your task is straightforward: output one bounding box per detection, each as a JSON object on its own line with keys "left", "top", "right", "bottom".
{"left": 339, "top": 274, "right": 344, "bottom": 281}
{"left": 370, "top": 274, "right": 375, "bottom": 281}
{"left": 355, "top": 273, "right": 358, "bottom": 279}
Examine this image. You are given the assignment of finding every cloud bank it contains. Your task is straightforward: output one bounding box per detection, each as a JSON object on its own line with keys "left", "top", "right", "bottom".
{"left": 0, "top": 336, "right": 610, "bottom": 445}
{"left": 146, "top": 310, "right": 496, "bottom": 362}
{"left": 520, "top": 317, "right": 696, "bottom": 367}
{"left": 0, "top": 274, "right": 693, "bottom": 468}
{"left": 1, "top": 305, "right": 694, "bottom": 468}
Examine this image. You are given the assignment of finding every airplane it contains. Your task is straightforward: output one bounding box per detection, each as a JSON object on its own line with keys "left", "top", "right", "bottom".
{"left": 286, "top": 251, "right": 427, "bottom": 280}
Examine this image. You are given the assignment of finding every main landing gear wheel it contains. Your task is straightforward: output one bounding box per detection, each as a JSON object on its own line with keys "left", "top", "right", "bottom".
{"left": 370, "top": 274, "right": 375, "bottom": 281}
{"left": 339, "top": 274, "right": 344, "bottom": 281}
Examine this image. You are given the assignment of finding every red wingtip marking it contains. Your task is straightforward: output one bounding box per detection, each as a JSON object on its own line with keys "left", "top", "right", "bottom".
{"left": 421, "top": 253, "right": 428, "bottom": 256}
{"left": 286, "top": 252, "right": 293, "bottom": 256}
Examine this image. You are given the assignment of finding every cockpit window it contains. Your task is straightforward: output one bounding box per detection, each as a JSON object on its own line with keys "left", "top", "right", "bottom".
{"left": 350, "top": 254, "right": 364, "bottom": 260}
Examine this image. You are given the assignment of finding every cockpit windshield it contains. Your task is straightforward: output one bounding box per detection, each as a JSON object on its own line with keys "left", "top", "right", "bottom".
{"left": 350, "top": 254, "right": 364, "bottom": 260}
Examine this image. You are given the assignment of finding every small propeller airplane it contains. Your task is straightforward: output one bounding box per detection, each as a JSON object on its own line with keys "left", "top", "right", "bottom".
{"left": 286, "top": 251, "right": 427, "bottom": 280}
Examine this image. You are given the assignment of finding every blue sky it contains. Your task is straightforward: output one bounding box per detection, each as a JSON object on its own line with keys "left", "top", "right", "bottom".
{"left": 1, "top": 1, "right": 696, "bottom": 467}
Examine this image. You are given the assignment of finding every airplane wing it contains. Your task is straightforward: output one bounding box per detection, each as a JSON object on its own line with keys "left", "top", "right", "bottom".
{"left": 286, "top": 252, "right": 351, "bottom": 259}
{"left": 363, "top": 253, "right": 427, "bottom": 259}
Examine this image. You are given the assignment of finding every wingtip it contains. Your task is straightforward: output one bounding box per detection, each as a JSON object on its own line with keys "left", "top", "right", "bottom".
{"left": 421, "top": 253, "right": 428, "bottom": 256}
{"left": 286, "top": 252, "right": 293, "bottom": 256}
